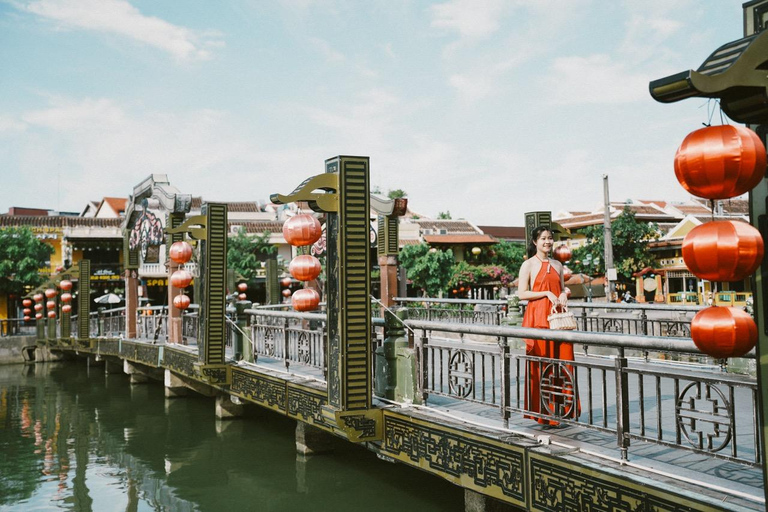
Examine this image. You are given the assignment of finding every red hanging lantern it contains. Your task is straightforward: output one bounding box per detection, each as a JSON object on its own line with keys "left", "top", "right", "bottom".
{"left": 46, "top": 300, "right": 56, "bottom": 310}
{"left": 553, "top": 245, "right": 571, "bottom": 263}
{"left": 34, "top": 304, "right": 43, "bottom": 312}
{"left": 45, "top": 288, "right": 57, "bottom": 299}
{"left": 173, "top": 294, "right": 191, "bottom": 310}
{"left": 59, "top": 280, "right": 73, "bottom": 291}
{"left": 62, "top": 304, "right": 72, "bottom": 314}
{"left": 169, "top": 241, "right": 193, "bottom": 264}
{"left": 23, "top": 308, "right": 32, "bottom": 315}
{"left": 33, "top": 293, "right": 43, "bottom": 302}
{"left": 289, "top": 255, "right": 322, "bottom": 282}
{"left": 22, "top": 299, "right": 32, "bottom": 308}
{"left": 61, "top": 293, "right": 72, "bottom": 303}
{"left": 292, "top": 288, "right": 320, "bottom": 312}
{"left": 282, "top": 289, "right": 292, "bottom": 298}
{"left": 23, "top": 316, "right": 31, "bottom": 321}
{"left": 562, "top": 266, "right": 573, "bottom": 282}
{"left": 237, "top": 282, "right": 248, "bottom": 292}
{"left": 35, "top": 313, "right": 43, "bottom": 320}
{"left": 170, "top": 269, "right": 193, "bottom": 289}
{"left": 47, "top": 311, "right": 56, "bottom": 319}
{"left": 238, "top": 293, "right": 247, "bottom": 300}
{"left": 283, "top": 214, "right": 322, "bottom": 247}
{"left": 682, "top": 221, "right": 764, "bottom": 282}
{"left": 674, "top": 125, "right": 766, "bottom": 200}
{"left": 281, "top": 277, "right": 293, "bottom": 287}
{"left": 691, "top": 307, "right": 757, "bottom": 358}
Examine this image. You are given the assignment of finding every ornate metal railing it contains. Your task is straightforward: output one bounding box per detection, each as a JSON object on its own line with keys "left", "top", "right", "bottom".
{"left": 247, "top": 310, "right": 326, "bottom": 371}
{"left": 393, "top": 297, "right": 505, "bottom": 325}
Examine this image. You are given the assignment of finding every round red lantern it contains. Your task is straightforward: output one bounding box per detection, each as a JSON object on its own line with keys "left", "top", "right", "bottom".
{"left": 283, "top": 214, "right": 322, "bottom": 247}
{"left": 61, "top": 293, "right": 72, "bottom": 303}
{"left": 169, "top": 241, "right": 193, "bottom": 264}
{"left": 237, "top": 282, "right": 248, "bottom": 292}
{"left": 238, "top": 293, "right": 247, "bottom": 300}
{"left": 562, "top": 266, "right": 573, "bottom": 282}
{"left": 682, "top": 221, "right": 764, "bottom": 282}
{"left": 47, "top": 311, "right": 56, "bottom": 319}
{"left": 22, "top": 299, "right": 32, "bottom": 308}
{"left": 45, "top": 288, "right": 56, "bottom": 299}
{"left": 170, "top": 270, "right": 193, "bottom": 289}
{"left": 23, "top": 308, "right": 32, "bottom": 315}
{"left": 691, "top": 307, "right": 757, "bottom": 358}
{"left": 23, "top": 316, "right": 30, "bottom": 321}
{"left": 281, "top": 277, "right": 293, "bottom": 287}
{"left": 46, "top": 300, "right": 56, "bottom": 310}
{"left": 62, "top": 305, "right": 72, "bottom": 314}
{"left": 34, "top": 304, "right": 43, "bottom": 312}
{"left": 289, "top": 255, "right": 322, "bottom": 282}
{"left": 282, "top": 289, "right": 292, "bottom": 298}
{"left": 292, "top": 288, "right": 320, "bottom": 312}
{"left": 33, "top": 293, "right": 43, "bottom": 302}
{"left": 173, "top": 294, "right": 191, "bottom": 310}
{"left": 35, "top": 313, "right": 43, "bottom": 320}
{"left": 674, "top": 125, "right": 766, "bottom": 200}
{"left": 553, "top": 245, "right": 571, "bottom": 263}
{"left": 59, "top": 280, "right": 73, "bottom": 291}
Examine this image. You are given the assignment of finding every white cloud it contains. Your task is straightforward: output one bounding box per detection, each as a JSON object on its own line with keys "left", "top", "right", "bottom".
{"left": 448, "top": 73, "right": 493, "bottom": 103}
{"left": 309, "top": 37, "right": 345, "bottom": 63}
{"left": 430, "top": 0, "right": 506, "bottom": 40}
{"left": 17, "top": 0, "right": 222, "bottom": 61}
{"left": 545, "top": 54, "right": 650, "bottom": 105}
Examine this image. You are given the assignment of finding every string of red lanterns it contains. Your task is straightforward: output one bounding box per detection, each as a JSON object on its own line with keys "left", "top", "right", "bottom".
{"left": 169, "top": 241, "right": 194, "bottom": 311}
{"left": 674, "top": 124, "right": 766, "bottom": 358}
{"left": 283, "top": 214, "right": 322, "bottom": 311}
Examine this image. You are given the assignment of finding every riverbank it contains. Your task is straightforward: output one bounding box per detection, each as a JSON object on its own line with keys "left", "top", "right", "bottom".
{"left": 0, "top": 337, "right": 65, "bottom": 365}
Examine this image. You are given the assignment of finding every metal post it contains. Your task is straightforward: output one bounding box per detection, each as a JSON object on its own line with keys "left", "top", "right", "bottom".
{"left": 615, "top": 347, "right": 630, "bottom": 460}
{"left": 500, "top": 336, "right": 510, "bottom": 429}
{"left": 602, "top": 175, "right": 616, "bottom": 302}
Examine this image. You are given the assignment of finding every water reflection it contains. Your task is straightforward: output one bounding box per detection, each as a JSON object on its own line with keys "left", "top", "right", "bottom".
{"left": 0, "top": 362, "right": 462, "bottom": 511}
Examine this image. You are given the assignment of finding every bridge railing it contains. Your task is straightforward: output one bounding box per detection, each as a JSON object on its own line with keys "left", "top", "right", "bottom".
{"left": 393, "top": 297, "right": 505, "bottom": 325}
{"left": 0, "top": 318, "right": 37, "bottom": 337}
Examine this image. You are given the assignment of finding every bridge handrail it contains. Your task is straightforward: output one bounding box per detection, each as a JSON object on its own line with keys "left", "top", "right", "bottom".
{"left": 394, "top": 296, "right": 707, "bottom": 313}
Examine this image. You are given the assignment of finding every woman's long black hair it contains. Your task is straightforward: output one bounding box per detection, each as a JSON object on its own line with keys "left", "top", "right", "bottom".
{"left": 527, "top": 225, "right": 552, "bottom": 258}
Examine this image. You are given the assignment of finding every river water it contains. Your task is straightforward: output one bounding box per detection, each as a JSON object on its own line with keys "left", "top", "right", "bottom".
{"left": 0, "top": 361, "right": 463, "bottom": 512}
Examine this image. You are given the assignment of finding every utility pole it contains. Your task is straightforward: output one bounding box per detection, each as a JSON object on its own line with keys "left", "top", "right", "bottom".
{"left": 602, "top": 175, "right": 616, "bottom": 302}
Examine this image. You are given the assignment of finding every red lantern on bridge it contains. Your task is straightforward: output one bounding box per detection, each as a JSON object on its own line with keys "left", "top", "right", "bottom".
{"left": 35, "top": 313, "right": 43, "bottom": 320}
{"left": 46, "top": 301, "right": 56, "bottom": 310}
{"left": 169, "top": 241, "right": 193, "bottom": 264}
{"left": 282, "top": 289, "right": 292, "bottom": 298}
{"left": 238, "top": 293, "right": 247, "bottom": 300}
{"left": 61, "top": 293, "right": 72, "bottom": 303}
{"left": 553, "top": 245, "right": 571, "bottom": 263}
{"left": 170, "top": 270, "right": 193, "bottom": 289}
{"left": 682, "top": 221, "right": 764, "bottom": 282}
{"left": 289, "top": 255, "right": 322, "bottom": 282}
{"left": 283, "top": 214, "right": 322, "bottom": 247}
{"left": 62, "top": 305, "right": 72, "bottom": 314}
{"left": 237, "top": 282, "right": 248, "bottom": 292}
{"left": 22, "top": 299, "right": 32, "bottom": 308}
{"left": 47, "top": 311, "right": 56, "bottom": 319}
{"left": 59, "top": 280, "right": 73, "bottom": 291}
{"left": 281, "top": 277, "right": 292, "bottom": 288}
{"left": 45, "top": 288, "right": 57, "bottom": 299}
{"left": 34, "top": 304, "right": 43, "bottom": 312}
{"left": 674, "top": 125, "right": 766, "bottom": 199}
{"left": 173, "top": 294, "right": 191, "bottom": 310}
{"left": 691, "top": 306, "right": 757, "bottom": 358}
{"left": 23, "top": 308, "right": 31, "bottom": 316}
{"left": 292, "top": 288, "right": 320, "bottom": 312}
{"left": 33, "top": 293, "right": 43, "bottom": 302}
{"left": 23, "top": 316, "right": 31, "bottom": 321}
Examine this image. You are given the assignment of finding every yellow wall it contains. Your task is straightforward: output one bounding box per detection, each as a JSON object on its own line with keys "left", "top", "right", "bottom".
{"left": 0, "top": 294, "right": 7, "bottom": 320}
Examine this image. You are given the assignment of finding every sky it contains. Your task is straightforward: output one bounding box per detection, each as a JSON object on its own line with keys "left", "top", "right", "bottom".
{"left": 0, "top": 0, "right": 750, "bottom": 224}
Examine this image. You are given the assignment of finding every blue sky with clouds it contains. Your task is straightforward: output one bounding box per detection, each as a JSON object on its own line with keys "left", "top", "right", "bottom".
{"left": 0, "top": 0, "right": 747, "bottom": 223}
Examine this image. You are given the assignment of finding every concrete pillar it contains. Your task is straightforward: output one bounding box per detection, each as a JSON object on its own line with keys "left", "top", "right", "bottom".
{"left": 130, "top": 373, "right": 149, "bottom": 384}
{"left": 215, "top": 394, "right": 244, "bottom": 420}
{"left": 164, "top": 369, "right": 189, "bottom": 398}
{"left": 295, "top": 422, "right": 334, "bottom": 455}
{"left": 464, "top": 490, "right": 519, "bottom": 512}
{"left": 125, "top": 270, "right": 138, "bottom": 339}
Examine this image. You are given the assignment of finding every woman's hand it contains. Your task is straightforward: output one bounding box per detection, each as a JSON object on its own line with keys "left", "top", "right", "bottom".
{"left": 546, "top": 291, "right": 559, "bottom": 304}
{"left": 558, "top": 292, "right": 568, "bottom": 305}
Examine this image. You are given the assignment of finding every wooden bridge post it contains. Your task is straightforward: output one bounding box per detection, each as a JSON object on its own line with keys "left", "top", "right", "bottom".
{"left": 77, "top": 260, "right": 91, "bottom": 347}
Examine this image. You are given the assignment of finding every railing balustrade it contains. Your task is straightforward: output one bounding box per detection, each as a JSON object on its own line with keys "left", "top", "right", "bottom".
{"left": 0, "top": 318, "right": 37, "bottom": 337}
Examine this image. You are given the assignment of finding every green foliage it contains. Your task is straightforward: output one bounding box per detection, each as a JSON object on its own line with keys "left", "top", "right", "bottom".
{"left": 0, "top": 227, "right": 53, "bottom": 295}
{"left": 569, "top": 207, "right": 660, "bottom": 280}
{"left": 486, "top": 240, "right": 525, "bottom": 278}
{"left": 227, "top": 228, "right": 276, "bottom": 281}
{"left": 447, "top": 261, "right": 513, "bottom": 289}
{"left": 437, "top": 211, "right": 452, "bottom": 219}
{"left": 387, "top": 189, "right": 407, "bottom": 199}
{"left": 398, "top": 243, "right": 454, "bottom": 296}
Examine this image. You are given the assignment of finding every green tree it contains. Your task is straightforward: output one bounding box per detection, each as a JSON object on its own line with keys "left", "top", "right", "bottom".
{"left": 387, "top": 189, "right": 407, "bottom": 199}
{"left": 227, "top": 228, "right": 276, "bottom": 281}
{"left": 0, "top": 227, "right": 53, "bottom": 295}
{"left": 487, "top": 240, "right": 525, "bottom": 278}
{"left": 570, "top": 207, "right": 660, "bottom": 280}
{"left": 437, "top": 211, "right": 452, "bottom": 219}
{"left": 398, "top": 243, "right": 453, "bottom": 296}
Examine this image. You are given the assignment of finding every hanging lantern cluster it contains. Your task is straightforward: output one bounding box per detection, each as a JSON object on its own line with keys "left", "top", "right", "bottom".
{"left": 47, "top": 297, "right": 56, "bottom": 319}
{"left": 60, "top": 280, "right": 73, "bottom": 292}
{"left": 674, "top": 124, "right": 766, "bottom": 358}
{"left": 33, "top": 293, "right": 44, "bottom": 319}
{"left": 283, "top": 214, "right": 322, "bottom": 312}
{"left": 169, "top": 241, "right": 194, "bottom": 310}
{"left": 237, "top": 282, "right": 247, "bottom": 301}
{"left": 60, "top": 287, "right": 72, "bottom": 315}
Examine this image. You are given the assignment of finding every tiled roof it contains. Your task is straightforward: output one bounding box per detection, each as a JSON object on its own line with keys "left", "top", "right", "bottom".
{"left": 102, "top": 197, "right": 127, "bottom": 213}
{"left": 228, "top": 221, "right": 284, "bottom": 233}
{"left": 477, "top": 226, "right": 525, "bottom": 240}
{"left": 722, "top": 199, "right": 749, "bottom": 214}
{"left": 414, "top": 219, "right": 481, "bottom": 234}
{"left": 190, "top": 197, "right": 260, "bottom": 212}
{"left": 423, "top": 234, "right": 496, "bottom": 244}
{"left": 0, "top": 215, "right": 121, "bottom": 228}
{"left": 675, "top": 204, "right": 711, "bottom": 215}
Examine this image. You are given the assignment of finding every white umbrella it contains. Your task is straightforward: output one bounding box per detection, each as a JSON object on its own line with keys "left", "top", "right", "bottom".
{"left": 94, "top": 293, "right": 122, "bottom": 304}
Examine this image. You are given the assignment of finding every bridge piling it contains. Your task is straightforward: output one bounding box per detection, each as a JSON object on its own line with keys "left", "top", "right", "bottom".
{"left": 464, "top": 489, "right": 520, "bottom": 512}
{"left": 163, "top": 369, "right": 189, "bottom": 398}
{"left": 295, "top": 422, "right": 334, "bottom": 455}
{"left": 215, "top": 394, "right": 244, "bottom": 420}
